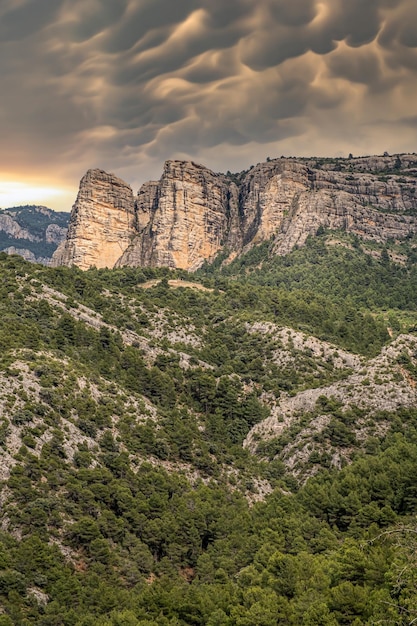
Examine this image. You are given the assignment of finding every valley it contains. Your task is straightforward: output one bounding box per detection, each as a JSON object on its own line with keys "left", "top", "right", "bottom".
{"left": 0, "top": 227, "right": 417, "bottom": 622}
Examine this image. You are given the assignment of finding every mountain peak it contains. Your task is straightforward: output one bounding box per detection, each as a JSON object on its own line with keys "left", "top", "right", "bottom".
{"left": 53, "top": 154, "right": 417, "bottom": 270}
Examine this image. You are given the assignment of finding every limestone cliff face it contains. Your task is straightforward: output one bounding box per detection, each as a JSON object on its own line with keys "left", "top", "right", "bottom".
{"left": 118, "top": 161, "right": 241, "bottom": 270}
{"left": 0, "top": 214, "right": 36, "bottom": 241}
{"left": 238, "top": 158, "right": 417, "bottom": 255}
{"left": 2, "top": 246, "right": 50, "bottom": 265}
{"left": 0, "top": 205, "right": 69, "bottom": 265}
{"left": 54, "top": 154, "right": 417, "bottom": 270}
{"left": 52, "top": 169, "right": 136, "bottom": 270}
{"left": 45, "top": 223, "right": 68, "bottom": 245}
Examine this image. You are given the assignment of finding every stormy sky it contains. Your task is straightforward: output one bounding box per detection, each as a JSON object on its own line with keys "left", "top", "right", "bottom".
{"left": 1, "top": 0, "right": 417, "bottom": 210}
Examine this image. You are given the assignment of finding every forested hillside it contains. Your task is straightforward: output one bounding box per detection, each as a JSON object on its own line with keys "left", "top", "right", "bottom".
{"left": 0, "top": 206, "right": 68, "bottom": 263}
{"left": 0, "top": 238, "right": 417, "bottom": 625}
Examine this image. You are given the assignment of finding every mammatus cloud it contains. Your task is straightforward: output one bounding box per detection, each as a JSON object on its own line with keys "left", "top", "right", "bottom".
{"left": 0, "top": 0, "right": 416, "bottom": 209}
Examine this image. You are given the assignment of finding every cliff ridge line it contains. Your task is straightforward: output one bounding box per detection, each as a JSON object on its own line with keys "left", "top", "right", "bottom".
{"left": 52, "top": 154, "right": 417, "bottom": 270}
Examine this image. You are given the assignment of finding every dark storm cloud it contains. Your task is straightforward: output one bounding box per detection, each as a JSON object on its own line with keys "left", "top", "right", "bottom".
{"left": 0, "top": 0, "right": 65, "bottom": 41}
{"left": 378, "top": 0, "right": 417, "bottom": 48}
{"left": 63, "top": 0, "right": 129, "bottom": 43}
{"left": 97, "top": 0, "right": 195, "bottom": 53}
{"left": 0, "top": 0, "right": 416, "bottom": 209}
{"left": 327, "top": 46, "right": 386, "bottom": 88}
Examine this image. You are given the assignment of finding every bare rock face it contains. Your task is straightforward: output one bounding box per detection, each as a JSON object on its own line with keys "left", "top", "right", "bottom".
{"left": 45, "top": 223, "right": 68, "bottom": 245}
{"left": 54, "top": 154, "right": 417, "bottom": 270}
{"left": 118, "top": 161, "right": 241, "bottom": 270}
{"left": 238, "top": 158, "right": 417, "bottom": 255}
{"left": 52, "top": 170, "right": 136, "bottom": 270}
{"left": 0, "top": 205, "right": 69, "bottom": 265}
{"left": 243, "top": 331, "right": 417, "bottom": 479}
{"left": 0, "top": 214, "right": 35, "bottom": 241}
{"left": 2, "top": 246, "right": 49, "bottom": 265}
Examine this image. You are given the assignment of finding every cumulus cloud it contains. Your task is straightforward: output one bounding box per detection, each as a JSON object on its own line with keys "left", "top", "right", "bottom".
{"left": 0, "top": 0, "right": 416, "bottom": 209}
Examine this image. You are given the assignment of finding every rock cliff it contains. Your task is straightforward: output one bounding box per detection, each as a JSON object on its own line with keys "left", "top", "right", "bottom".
{"left": 52, "top": 169, "right": 136, "bottom": 270}
{"left": 0, "top": 205, "right": 69, "bottom": 264}
{"left": 117, "top": 160, "right": 241, "bottom": 270}
{"left": 238, "top": 158, "right": 417, "bottom": 255}
{"left": 53, "top": 154, "right": 417, "bottom": 270}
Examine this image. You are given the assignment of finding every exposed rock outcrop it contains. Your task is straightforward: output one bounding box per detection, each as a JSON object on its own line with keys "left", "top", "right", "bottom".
{"left": 53, "top": 154, "right": 417, "bottom": 270}
{"left": 45, "top": 223, "right": 68, "bottom": 245}
{"left": 2, "top": 246, "right": 50, "bottom": 265}
{"left": 52, "top": 169, "right": 136, "bottom": 270}
{"left": 0, "top": 205, "right": 69, "bottom": 265}
{"left": 0, "top": 214, "right": 36, "bottom": 241}
{"left": 118, "top": 161, "right": 241, "bottom": 270}
{"left": 238, "top": 159, "right": 417, "bottom": 255}
{"left": 243, "top": 329, "right": 417, "bottom": 479}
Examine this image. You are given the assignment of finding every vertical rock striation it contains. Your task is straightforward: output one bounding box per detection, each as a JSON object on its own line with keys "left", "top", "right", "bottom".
{"left": 237, "top": 159, "right": 417, "bottom": 256}
{"left": 53, "top": 154, "right": 417, "bottom": 270}
{"left": 52, "top": 169, "right": 136, "bottom": 270}
{"left": 118, "top": 161, "right": 241, "bottom": 270}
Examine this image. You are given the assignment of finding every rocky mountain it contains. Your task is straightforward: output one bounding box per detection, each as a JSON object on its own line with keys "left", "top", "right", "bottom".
{"left": 53, "top": 153, "right": 417, "bottom": 270}
{"left": 3, "top": 156, "right": 417, "bottom": 623}
{"left": 117, "top": 160, "right": 242, "bottom": 271}
{"left": 51, "top": 170, "right": 135, "bottom": 270}
{"left": 0, "top": 205, "right": 69, "bottom": 264}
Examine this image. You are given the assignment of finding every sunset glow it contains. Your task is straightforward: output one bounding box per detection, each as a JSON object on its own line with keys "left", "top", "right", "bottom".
{"left": 0, "top": 0, "right": 416, "bottom": 209}
{"left": 0, "top": 181, "right": 71, "bottom": 211}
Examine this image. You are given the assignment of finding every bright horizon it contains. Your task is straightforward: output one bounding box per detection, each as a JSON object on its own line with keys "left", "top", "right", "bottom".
{"left": 0, "top": 180, "right": 74, "bottom": 212}
{"left": 1, "top": 1, "right": 416, "bottom": 211}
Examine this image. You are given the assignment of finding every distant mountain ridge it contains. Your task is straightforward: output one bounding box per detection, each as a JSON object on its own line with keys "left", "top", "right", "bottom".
{"left": 0, "top": 205, "right": 69, "bottom": 264}
{"left": 52, "top": 153, "right": 417, "bottom": 270}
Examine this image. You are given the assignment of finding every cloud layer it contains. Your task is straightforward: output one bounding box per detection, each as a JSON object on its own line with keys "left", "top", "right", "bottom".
{"left": 1, "top": 0, "right": 416, "bottom": 208}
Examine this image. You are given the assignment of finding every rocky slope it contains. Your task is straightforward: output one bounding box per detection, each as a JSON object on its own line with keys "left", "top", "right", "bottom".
{"left": 2, "top": 247, "right": 417, "bottom": 626}
{"left": 2, "top": 250, "right": 417, "bottom": 493}
{"left": 243, "top": 324, "right": 417, "bottom": 479}
{"left": 53, "top": 154, "right": 417, "bottom": 270}
{"left": 0, "top": 205, "right": 68, "bottom": 264}
{"left": 239, "top": 157, "right": 417, "bottom": 256}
